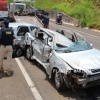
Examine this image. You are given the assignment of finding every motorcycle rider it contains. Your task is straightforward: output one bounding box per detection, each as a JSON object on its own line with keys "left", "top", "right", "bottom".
{"left": 56, "top": 13, "right": 62, "bottom": 24}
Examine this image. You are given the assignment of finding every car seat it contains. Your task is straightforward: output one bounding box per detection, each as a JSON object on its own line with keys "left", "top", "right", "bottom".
{"left": 37, "top": 32, "right": 44, "bottom": 40}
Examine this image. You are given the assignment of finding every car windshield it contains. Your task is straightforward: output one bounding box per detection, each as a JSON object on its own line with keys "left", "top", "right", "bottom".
{"left": 55, "top": 40, "right": 92, "bottom": 53}
{"left": 53, "top": 31, "right": 92, "bottom": 53}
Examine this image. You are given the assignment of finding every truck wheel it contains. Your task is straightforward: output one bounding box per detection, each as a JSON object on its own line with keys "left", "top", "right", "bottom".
{"left": 26, "top": 46, "right": 33, "bottom": 61}
{"left": 55, "top": 71, "right": 66, "bottom": 92}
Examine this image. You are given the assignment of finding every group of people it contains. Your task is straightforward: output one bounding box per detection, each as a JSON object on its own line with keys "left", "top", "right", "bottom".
{"left": 0, "top": 19, "right": 14, "bottom": 77}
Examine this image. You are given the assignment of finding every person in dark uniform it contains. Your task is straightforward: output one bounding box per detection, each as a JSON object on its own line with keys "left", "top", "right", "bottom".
{"left": 0, "top": 19, "right": 14, "bottom": 77}
{"left": 38, "top": 13, "right": 50, "bottom": 29}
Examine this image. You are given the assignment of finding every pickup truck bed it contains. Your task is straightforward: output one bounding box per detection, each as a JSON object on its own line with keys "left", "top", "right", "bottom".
{"left": 14, "top": 16, "right": 43, "bottom": 27}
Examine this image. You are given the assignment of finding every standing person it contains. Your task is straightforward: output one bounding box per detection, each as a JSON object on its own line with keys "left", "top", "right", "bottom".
{"left": 0, "top": 19, "right": 14, "bottom": 77}
{"left": 38, "top": 13, "right": 50, "bottom": 29}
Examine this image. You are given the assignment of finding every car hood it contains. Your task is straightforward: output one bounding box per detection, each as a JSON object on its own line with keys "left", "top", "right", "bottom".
{"left": 57, "top": 48, "right": 100, "bottom": 74}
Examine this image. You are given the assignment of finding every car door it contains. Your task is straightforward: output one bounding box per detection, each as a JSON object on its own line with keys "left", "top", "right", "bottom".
{"left": 33, "top": 30, "right": 52, "bottom": 62}
{"left": 42, "top": 36, "right": 53, "bottom": 62}
{"left": 33, "top": 31, "right": 45, "bottom": 61}
{"left": 15, "top": 26, "right": 29, "bottom": 47}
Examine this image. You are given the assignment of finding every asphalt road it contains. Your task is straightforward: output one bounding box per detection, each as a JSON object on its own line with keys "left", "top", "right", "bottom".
{"left": 0, "top": 20, "right": 100, "bottom": 100}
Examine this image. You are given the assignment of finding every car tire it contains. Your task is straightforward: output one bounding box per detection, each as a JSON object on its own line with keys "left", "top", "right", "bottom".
{"left": 12, "top": 45, "right": 23, "bottom": 58}
{"left": 55, "top": 71, "right": 66, "bottom": 92}
{"left": 26, "top": 46, "right": 33, "bottom": 61}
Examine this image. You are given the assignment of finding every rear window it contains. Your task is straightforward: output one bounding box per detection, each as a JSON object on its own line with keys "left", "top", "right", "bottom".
{"left": 15, "top": 5, "right": 24, "bottom": 10}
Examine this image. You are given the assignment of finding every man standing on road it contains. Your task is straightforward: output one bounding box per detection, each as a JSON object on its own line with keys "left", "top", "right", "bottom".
{"left": 0, "top": 19, "right": 14, "bottom": 77}
{"left": 38, "top": 13, "right": 50, "bottom": 29}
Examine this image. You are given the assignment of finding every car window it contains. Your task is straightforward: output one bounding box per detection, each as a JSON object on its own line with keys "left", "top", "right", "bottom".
{"left": 37, "top": 30, "right": 46, "bottom": 40}
{"left": 30, "top": 26, "right": 38, "bottom": 31}
{"left": 17, "top": 26, "right": 29, "bottom": 36}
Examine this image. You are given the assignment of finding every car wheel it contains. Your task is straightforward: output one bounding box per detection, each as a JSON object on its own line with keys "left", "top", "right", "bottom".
{"left": 12, "top": 45, "right": 23, "bottom": 58}
{"left": 55, "top": 71, "right": 66, "bottom": 92}
{"left": 26, "top": 46, "right": 33, "bottom": 60}
{"left": 16, "top": 47, "right": 23, "bottom": 57}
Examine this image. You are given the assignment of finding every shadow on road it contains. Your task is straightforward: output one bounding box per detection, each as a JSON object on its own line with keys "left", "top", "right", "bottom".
{"left": 85, "top": 86, "right": 100, "bottom": 100}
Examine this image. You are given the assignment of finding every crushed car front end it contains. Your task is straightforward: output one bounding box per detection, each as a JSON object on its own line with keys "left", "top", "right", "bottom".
{"left": 63, "top": 69, "right": 100, "bottom": 89}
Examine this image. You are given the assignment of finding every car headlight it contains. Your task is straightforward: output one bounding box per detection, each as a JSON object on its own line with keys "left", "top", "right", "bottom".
{"left": 72, "top": 69, "right": 87, "bottom": 78}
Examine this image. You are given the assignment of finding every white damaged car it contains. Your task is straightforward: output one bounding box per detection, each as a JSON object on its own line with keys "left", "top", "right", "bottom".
{"left": 25, "top": 28, "right": 100, "bottom": 91}
{"left": 9, "top": 22, "right": 39, "bottom": 57}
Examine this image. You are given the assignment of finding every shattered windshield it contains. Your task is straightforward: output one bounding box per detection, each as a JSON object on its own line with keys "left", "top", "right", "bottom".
{"left": 54, "top": 31, "right": 92, "bottom": 53}
{"left": 68, "top": 40, "right": 92, "bottom": 51}
{"left": 55, "top": 40, "right": 92, "bottom": 53}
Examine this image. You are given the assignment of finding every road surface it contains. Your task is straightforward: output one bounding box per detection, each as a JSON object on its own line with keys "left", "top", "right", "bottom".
{"left": 0, "top": 19, "right": 100, "bottom": 100}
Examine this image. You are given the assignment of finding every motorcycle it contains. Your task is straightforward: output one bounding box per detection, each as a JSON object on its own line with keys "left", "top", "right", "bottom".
{"left": 56, "top": 16, "right": 62, "bottom": 25}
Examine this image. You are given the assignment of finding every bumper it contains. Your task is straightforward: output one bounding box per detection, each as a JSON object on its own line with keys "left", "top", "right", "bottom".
{"left": 78, "top": 74, "right": 100, "bottom": 88}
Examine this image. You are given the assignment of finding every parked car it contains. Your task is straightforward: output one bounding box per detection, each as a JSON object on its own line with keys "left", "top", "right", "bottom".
{"left": 25, "top": 28, "right": 100, "bottom": 91}
{"left": 9, "top": 22, "right": 39, "bottom": 57}
{"left": 28, "top": 9, "right": 47, "bottom": 17}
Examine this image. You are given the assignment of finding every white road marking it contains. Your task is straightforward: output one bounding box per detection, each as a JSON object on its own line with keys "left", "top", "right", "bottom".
{"left": 15, "top": 58, "right": 43, "bottom": 100}
{"left": 50, "top": 19, "right": 100, "bottom": 39}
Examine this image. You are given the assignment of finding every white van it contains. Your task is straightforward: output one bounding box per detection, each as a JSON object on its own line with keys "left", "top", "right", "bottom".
{"left": 9, "top": 3, "right": 28, "bottom": 12}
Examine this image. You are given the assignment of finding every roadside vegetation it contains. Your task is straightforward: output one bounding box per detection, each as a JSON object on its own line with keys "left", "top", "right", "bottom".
{"left": 8, "top": 0, "right": 100, "bottom": 30}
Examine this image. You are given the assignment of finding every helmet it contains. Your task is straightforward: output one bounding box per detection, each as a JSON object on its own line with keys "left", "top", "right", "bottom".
{"left": 2, "top": 19, "right": 9, "bottom": 24}
{"left": 2, "top": 19, "right": 9, "bottom": 27}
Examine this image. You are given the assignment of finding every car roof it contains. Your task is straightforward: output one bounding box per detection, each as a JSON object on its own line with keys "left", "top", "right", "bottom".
{"left": 39, "top": 28, "right": 73, "bottom": 46}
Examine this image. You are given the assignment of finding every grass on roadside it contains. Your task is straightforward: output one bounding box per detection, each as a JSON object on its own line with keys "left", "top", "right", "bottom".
{"left": 7, "top": 0, "right": 100, "bottom": 29}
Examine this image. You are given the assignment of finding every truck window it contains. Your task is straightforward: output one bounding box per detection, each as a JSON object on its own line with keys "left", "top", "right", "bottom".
{"left": 15, "top": 5, "right": 24, "bottom": 10}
